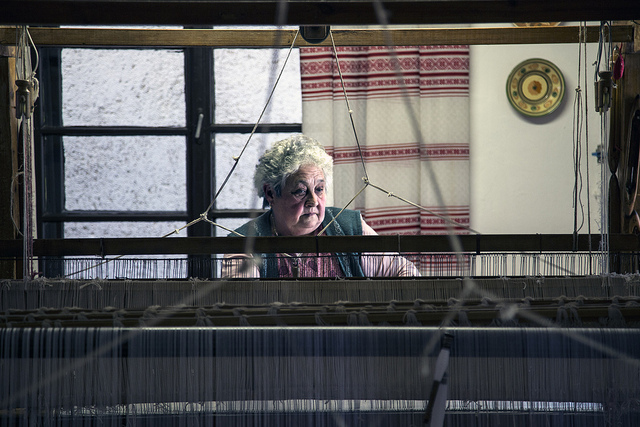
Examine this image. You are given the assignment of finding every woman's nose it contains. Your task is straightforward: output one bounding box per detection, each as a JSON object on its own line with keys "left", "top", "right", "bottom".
{"left": 305, "top": 191, "right": 318, "bottom": 206}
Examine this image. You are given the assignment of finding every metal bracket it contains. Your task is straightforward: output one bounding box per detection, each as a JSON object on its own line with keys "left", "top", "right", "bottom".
{"left": 300, "top": 26, "right": 330, "bottom": 44}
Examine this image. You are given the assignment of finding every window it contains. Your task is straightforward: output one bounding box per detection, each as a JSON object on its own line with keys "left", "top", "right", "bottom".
{"left": 35, "top": 29, "right": 302, "bottom": 276}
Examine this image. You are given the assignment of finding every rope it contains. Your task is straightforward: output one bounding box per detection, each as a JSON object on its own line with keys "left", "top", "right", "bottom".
{"left": 318, "top": 183, "right": 369, "bottom": 236}
{"left": 584, "top": 23, "right": 594, "bottom": 274}
{"left": 573, "top": 23, "right": 586, "bottom": 248}
{"left": 365, "top": 179, "right": 480, "bottom": 234}
{"left": 329, "top": 31, "right": 369, "bottom": 182}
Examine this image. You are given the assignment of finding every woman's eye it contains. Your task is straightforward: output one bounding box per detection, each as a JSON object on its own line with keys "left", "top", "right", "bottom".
{"left": 292, "top": 189, "right": 307, "bottom": 197}
{"left": 316, "top": 187, "right": 325, "bottom": 194}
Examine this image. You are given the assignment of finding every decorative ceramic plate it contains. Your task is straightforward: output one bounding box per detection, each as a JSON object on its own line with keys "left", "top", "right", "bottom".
{"left": 506, "top": 58, "right": 565, "bottom": 117}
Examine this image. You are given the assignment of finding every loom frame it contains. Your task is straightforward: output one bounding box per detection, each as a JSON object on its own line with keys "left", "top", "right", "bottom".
{"left": 1, "top": 5, "right": 640, "bottom": 427}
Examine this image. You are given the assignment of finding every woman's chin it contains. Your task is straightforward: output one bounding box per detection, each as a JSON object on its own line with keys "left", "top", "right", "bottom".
{"left": 297, "top": 215, "right": 322, "bottom": 232}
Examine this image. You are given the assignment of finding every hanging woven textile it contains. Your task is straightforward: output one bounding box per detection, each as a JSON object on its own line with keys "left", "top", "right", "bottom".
{"left": 300, "top": 45, "right": 471, "bottom": 273}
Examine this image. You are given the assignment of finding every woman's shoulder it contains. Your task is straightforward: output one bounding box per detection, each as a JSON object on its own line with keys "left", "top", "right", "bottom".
{"left": 323, "top": 207, "right": 363, "bottom": 235}
{"left": 325, "top": 206, "right": 361, "bottom": 217}
{"left": 230, "top": 210, "right": 271, "bottom": 237}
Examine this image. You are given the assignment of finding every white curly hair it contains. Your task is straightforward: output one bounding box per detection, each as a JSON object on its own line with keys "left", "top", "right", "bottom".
{"left": 254, "top": 135, "right": 333, "bottom": 207}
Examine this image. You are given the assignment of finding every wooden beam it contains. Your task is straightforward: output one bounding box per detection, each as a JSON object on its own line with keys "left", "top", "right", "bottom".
{"left": 0, "top": 46, "right": 19, "bottom": 279}
{"left": 0, "top": 25, "right": 634, "bottom": 48}
{"left": 1, "top": 0, "right": 638, "bottom": 26}
{"left": 1, "top": 234, "right": 637, "bottom": 256}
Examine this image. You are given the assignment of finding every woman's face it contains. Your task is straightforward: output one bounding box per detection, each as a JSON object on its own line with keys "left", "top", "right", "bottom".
{"left": 266, "top": 164, "right": 327, "bottom": 236}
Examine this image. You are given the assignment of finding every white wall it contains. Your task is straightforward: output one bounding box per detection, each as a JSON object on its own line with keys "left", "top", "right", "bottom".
{"left": 470, "top": 42, "right": 606, "bottom": 235}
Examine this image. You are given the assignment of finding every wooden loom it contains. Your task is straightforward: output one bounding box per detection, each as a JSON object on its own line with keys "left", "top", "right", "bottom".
{"left": 2, "top": 2, "right": 640, "bottom": 425}
{"left": 2, "top": 235, "right": 640, "bottom": 425}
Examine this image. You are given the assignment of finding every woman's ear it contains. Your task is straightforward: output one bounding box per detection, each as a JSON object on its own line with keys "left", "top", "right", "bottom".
{"left": 263, "top": 184, "right": 275, "bottom": 204}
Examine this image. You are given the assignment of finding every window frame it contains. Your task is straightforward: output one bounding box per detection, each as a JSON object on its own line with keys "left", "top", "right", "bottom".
{"left": 34, "top": 37, "right": 302, "bottom": 276}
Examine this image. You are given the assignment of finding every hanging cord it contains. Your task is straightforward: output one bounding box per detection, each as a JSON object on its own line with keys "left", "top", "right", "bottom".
{"left": 23, "top": 85, "right": 35, "bottom": 280}
{"left": 583, "top": 22, "right": 603, "bottom": 274}
{"left": 311, "top": 30, "right": 373, "bottom": 236}
{"left": 600, "top": 109, "right": 610, "bottom": 273}
{"left": 308, "top": 32, "right": 371, "bottom": 236}
{"left": 9, "top": 171, "right": 24, "bottom": 236}
{"left": 597, "top": 21, "right": 613, "bottom": 273}
{"left": 365, "top": 179, "right": 480, "bottom": 234}
{"left": 15, "top": 25, "right": 39, "bottom": 280}
{"left": 329, "top": 31, "right": 370, "bottom": 183}
{"left": 318, "top": 183, "right": 369, "bottom": 236}
{"left": 594, "top": 21, "right": 613, "bottom": 84}
{"left": 572, "top": 23, "right": 586, "bottom": 249}
{"left": 583, "top": 21, "right": 612, "bottom": 271}
{"left": 15, "top": 25, "right": 39, "bottom": 82}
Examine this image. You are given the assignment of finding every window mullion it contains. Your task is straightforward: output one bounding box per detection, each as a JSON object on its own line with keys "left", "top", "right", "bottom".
{"left": 35, "top": 47, "right": 65, "bottom": 240}
{"left": 185, "top": 45, "right": 214, "bottom": 238}
{"left": 34, "top": 47, "right": 65, "bottom": 277}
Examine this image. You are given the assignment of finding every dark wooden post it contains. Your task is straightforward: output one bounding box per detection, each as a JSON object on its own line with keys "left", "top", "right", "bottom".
{"left": 613, "top": 21, "right": 640, "bottom": 273}
{"left": 0, "top": 45, "right": 20, "bottom": 279}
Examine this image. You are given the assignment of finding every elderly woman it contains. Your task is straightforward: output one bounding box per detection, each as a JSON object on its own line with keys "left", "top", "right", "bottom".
{"left": 222, "top": 135, "right": 419, "bottom": 278}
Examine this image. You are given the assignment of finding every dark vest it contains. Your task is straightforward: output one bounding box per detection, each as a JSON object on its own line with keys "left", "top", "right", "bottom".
{"left": 232, "top": 207, "right": 365, "bottom": 278}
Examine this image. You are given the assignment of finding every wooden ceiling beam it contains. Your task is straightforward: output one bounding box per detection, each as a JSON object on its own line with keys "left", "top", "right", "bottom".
{"left": 0, "top": 25, "right": 634, "bottom": 48}
{"left": 2, "top": 0, "right": 639, "bottom": 27}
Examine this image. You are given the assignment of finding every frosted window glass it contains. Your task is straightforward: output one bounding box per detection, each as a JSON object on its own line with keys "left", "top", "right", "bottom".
{"left": 214, "top": 133, "right": 293, "bottom": 210}
{"left": 64, "top": 136, "right": 186, "bottom": 211}
{"left": 214, "top": 49, "right": 302, "bottom": 124}
{"left": 61, "top": 49, "right": 185, "bottom": 126}
{"left": 65, "top": 222, "right": 187, "bottom": 239}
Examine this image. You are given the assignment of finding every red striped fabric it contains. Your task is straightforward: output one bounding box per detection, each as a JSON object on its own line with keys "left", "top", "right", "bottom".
{"left": 300, "top": 45, "right": 469, "bottom": 101}
{"left": 360, "top": 206, "right": 470, "bottom": 235}
{"left": 326, "top": 143, "right": 469, "bottom": 164}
